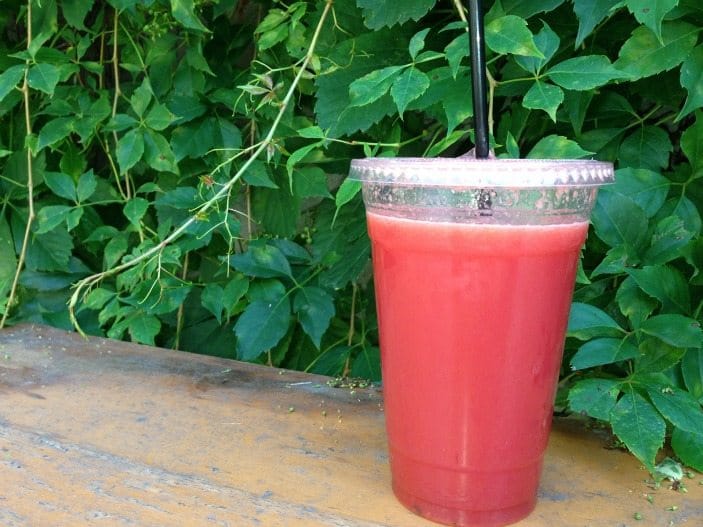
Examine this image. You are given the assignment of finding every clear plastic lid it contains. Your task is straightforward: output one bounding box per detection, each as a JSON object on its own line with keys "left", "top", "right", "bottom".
{"left": 348, "top": 157, "right": 614, "bottom": 225}
{"left": 349, "top": 157, "right": 614, "bottom": 188}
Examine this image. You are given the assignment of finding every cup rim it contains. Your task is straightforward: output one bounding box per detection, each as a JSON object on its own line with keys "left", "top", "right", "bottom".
{"left": 349, "top": 157, "right": 615, "bottom": 187}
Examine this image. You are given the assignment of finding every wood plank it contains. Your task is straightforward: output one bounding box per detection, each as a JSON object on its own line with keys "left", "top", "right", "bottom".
{"left": 0, "top": 324, "right": 701, "bottom": 526}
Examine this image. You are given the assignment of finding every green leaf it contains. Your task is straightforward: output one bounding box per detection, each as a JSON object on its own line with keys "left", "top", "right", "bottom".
{"left": 648, "top": 386, "right": 703, "bottom": 434}
{"left": 84, "top": 288, "right": 114, "bottom": 311}
{"left": 128, "top": 314, "right": 161, "bottom": 345}
{"left": 610, "top": 168, "right": 670, "bottom": 218}
{"left": 123, "top": 197, "right": 149, "bottom": 227}
{"left": 618, "top": 126, "right": 672, "bottom": 171}
{"left": 130, "top": 80, "right": 152, "bottom": 118}
{"left": 349, "top": 66, "right": 404, "bottom": 108}
{"left": 0, "top": 65, "right": 25, "bottom": 104}
{"left": 61, "top": 0, "right": 95, "bottom": 30}
{"left": 334, "top": 178, "right": 362, "bottom": 221}
{"left": 409, "top": 28, "right": 430, "bottom": 60}
{"left": 229, "top": 242, "right": 292, "bottom": 279}
{"left": 547, "top": 55, "right": 622, "bottom": 91}
{"left": 639, "top": 315, "right": 702, "bottom": 348}
{"left": 116, "top": 129, "right": 144, "bottom": 174}
{"left": 27, "top": 63, "right": 60, "bottom": 96}
{"left": 636, "top": 338, "right": 687, "bottom": 373}
{"left": 522, "top": 81, "right": 563, "bottom": 122}
{"left": 526, "top": 135, "right": 593, "bottom": 159}
{"left": 568, "top": 378, "right": 621, "bottom": 420}
{"left": 426, "top": 130, "right": 470, "bottom": 157}
{"left": 59, "top": 145, "right": 85, "bottom": 179}
{"left": 315, "top": 30, "right": 405, "bottom": 138}
{"left": 44, "top": 171, "right": 76, "bottom": 201}
{"left": 567, "top": 302, "right": 625, "bottom": 340}
{"left": 35, "top": 205, "right": 72, "bottom": 234}
{"left": 351, "top": 346, "right": 381, "bottom": 382}
{"left": 234, "top": 298, "right": 291, "bottom": 361}
{"left": 298, "top": 126, "right": 325, "bottom": 139}
{"left": 0, "top": 216, "right": 16, "bottom": 300}
{"left": 514, "top": 21, "right": 560, "bottom": 74}
{"left": 677, "top": 47, "right": 703, "bottom": 121}
{"left": 201, "top": 283, "right": 225, "bottom": 324}
{"left": 170, "top": 0, "right": 209, "bottom": 32}
{"left": 103, "top": 234, "right": 128, "bottom": 269}
{"left": 682, "top": 349, "right": 703, "bottom": 402}
{"left": 627, "top": 265, "right": 690, "bottom": 314}
{"left": 294, "top": 287, "right": 335, "bottom": 348}
{"left": 356, "top": 0, "right": 436, "bottom": 29}
{"left": 37, "top": 117, "right": 74, "bottom": 150}
{"left": 571, "top": 337, "right": 640, "bottom": 370}
{"left": 309, "top": 345, "right": 351, "bottom": 377}
{"left": 671, "top": 428, "right": 703, "bottom": 471}
{"left": 643, "top": 216, "right": 694, "bottom": 266}
{"left": 21, "top": 223, "right": 73, "bottom": 273}
{"left": 143, "top": 131, "right": 178, "bottom": 174}
{"left": 445, "top": 34, "right": 467, "bottom": 78}
{"left": 252, "top": 184, "right": 300, "bottom": 238}
{"left": 681, "top": 111, "right": 703, "bottom": 170}
{"left": 27, "top": 0, "right": 57, "bottom": 55}
{"left": 390, "top": 67, "right": 430, "bottom": 117}
{"left": 242, "top": 160, "right": 278, "bottom": 189}
{"left": 257, "top": 22, "right": 288, "bottom": 51}
{"left": 485, "top": 15, "right": 544, "bottom": 58}
{"left": 74, "top": 170, "right": 96, "bottom": 203}
{"left": 616, "top": 276, "right": 658, "bottom": 327}
{"left": 614, "top": 21, "right": 698, "bottom": 80}
{"left": 625, "top": 0, "right": 678, "bottom": 44}
{"left": 610, "top": 389, "right": 666, "bottom": 470}
{"left": 286, "top": 143, "right": 320, "bottom": 189}
{"left": 293, "top": 167, "right": 332, "bottom": 199}
{"left": 592, "top": 191, "right": 649, "bottom": 253}
{"left": 501, "top": 0, "right": 565, "bottom": 19}
{"left": 224, "top": 277, "right": 249, "bottom": 317}
{"left": 145, "top": 103, "right": 175, "bottom": 131}
{"left": 573, "top": 0, "right": 621, "bottom": 48}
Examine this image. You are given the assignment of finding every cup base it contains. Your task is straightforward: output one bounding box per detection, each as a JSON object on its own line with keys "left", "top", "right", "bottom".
{"left": 392, "top": 482, "right": 536, "bottom": 527}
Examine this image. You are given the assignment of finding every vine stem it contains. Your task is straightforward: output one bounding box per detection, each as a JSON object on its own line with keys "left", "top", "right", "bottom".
{"left": 1, "top": 1, "right": 35, "bottom": 329}
{"left": 68, "top": 0, "right": 335, "bottom": 335}
{"left": 111, "top": 8, "right": 129, "bottom": 200}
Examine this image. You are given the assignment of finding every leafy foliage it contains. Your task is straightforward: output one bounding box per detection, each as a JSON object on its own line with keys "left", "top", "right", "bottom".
{"left": 1, "top": 0, "right": 703, "bottom": 473}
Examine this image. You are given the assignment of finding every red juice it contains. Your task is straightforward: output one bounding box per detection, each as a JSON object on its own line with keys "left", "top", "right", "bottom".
{"left": 367, "top": 211, "right": 588, "bottom": 527}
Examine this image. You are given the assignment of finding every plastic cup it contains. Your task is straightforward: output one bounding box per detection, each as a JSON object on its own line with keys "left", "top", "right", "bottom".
{"left": 349, "top": 158, "right": 614, "bottom": 527}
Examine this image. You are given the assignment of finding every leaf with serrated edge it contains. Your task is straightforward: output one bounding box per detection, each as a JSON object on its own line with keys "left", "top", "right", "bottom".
{"left": 294, "top": 287, "right": 335, "bottom": 348}
{"left": 672, "top": 428, "right": 703, "bottom": 471}
{"left": 547, "top": 55, "right": 622, "bottom": 91}
{"left": 648, "top": 386, "right": 703, "bottom": 434}
{"left": 486, "top": 16, "right": 544, "bottom": 58}
{"left": 568, "top": 378, "right": 621, "bottom": 420}
{"left": 390, "top": 67, "right": 430, "bottom": 117}
{"left": 573, "top": 0, "right": 620, "bottom": 48}
{"left": 639, "top": 314, "right": 701, "bottom": 348}
{"left": 567, "top": 302, "right": 625, "bottom": 340}
{"left": 234, "top": 299, "right": 291, "bottom": 361}
{"left": 611, "top": 389, "right": 666, "bottom": 470}
{"left": 523, "top": 80, "right": 563, "bottom": 121}
{"left": 527, "top": 135, "right": 593, "bottom": 159}
{"left": 614, "top": 22, "right": 698, "bottom": 80}
{"left": 625, "top": 0, "right": 678, "bottom": 44}
{"left": 349, "top": 66, "right": 404, "bottom": 108}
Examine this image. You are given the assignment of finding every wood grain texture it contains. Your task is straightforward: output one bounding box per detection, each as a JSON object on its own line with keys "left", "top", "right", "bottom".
{"left": 0, "top": 324, "right": 701, "bottom": 526}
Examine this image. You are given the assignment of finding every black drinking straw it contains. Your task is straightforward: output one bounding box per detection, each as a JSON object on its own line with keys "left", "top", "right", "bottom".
{"left": 468, "top": 0, "right": 490, "bottom": 159}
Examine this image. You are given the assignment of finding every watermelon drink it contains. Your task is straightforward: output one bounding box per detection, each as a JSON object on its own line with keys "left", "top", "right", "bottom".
{"left": 350, "top": 158, "right": 613, "bottom": 527}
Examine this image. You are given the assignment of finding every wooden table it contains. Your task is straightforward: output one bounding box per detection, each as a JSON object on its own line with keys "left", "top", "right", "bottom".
{"left": 0, "top": 324, "right": 701, "bottom": 526}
